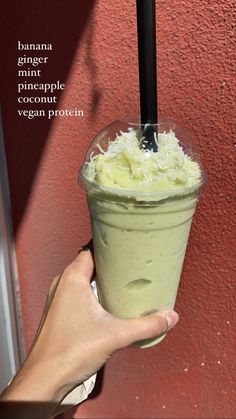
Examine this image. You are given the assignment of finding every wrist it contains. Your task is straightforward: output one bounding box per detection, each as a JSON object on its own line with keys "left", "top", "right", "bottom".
{"left": 2, "top": 358, "right": 66, "bottom": 403}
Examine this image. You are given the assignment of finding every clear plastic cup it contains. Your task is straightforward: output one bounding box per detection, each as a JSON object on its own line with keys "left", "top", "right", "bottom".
{"left": 80, "top": 117, "right": 206, "bottom": 348}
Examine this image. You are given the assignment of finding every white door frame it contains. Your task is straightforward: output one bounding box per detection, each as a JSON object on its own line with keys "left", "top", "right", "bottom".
{"left": 0, "top": 111, "right": 24, "bottom": 392}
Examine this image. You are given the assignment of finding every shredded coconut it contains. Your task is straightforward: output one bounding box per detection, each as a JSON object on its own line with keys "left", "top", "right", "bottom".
{"left": 85, "top": 128, "right": 201, "bottom": 192}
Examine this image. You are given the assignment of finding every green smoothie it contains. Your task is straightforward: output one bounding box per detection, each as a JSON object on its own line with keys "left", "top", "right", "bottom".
{"left": 81, "top": 124, "right": 203, "bottom": 347}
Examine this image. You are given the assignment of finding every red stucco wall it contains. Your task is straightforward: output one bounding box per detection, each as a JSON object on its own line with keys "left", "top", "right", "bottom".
{"left": 1, "top": 0, "right": 236, "bottom": 418}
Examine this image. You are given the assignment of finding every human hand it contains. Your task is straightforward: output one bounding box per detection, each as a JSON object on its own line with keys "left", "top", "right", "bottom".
{"left": 1, "top": 248, "right": 179, "bottom": 407}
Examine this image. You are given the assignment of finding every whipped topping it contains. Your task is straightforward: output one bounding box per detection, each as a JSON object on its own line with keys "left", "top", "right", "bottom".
{"left": 85, "top": 129, "right": 201, "bottom": 192}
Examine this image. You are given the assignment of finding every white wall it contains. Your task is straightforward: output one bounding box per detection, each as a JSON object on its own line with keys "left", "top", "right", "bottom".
{"left": 0, "top": 113, "right": 24, "bottom": 392}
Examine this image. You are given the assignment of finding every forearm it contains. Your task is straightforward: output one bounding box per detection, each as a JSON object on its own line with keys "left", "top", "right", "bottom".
{"left": 0, "top": 358, "right": 64, "bottom": 418}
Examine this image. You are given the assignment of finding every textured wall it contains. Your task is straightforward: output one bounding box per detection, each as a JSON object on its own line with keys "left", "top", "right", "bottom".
{"left": 1, "top": 0, "right": 236, "bottom": 418}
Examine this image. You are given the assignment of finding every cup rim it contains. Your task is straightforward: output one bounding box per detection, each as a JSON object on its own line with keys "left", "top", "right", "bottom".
{"left": 79, "top": 166, "right": 207, "bottom": 201}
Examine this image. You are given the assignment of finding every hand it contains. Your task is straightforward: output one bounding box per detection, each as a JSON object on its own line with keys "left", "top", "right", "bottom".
{"left": 1, "top": 249, "right": 179, "bottom": 410}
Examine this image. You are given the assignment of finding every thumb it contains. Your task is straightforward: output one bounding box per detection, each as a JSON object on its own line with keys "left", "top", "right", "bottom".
{"left": 117, "top": 310, "right": 179, "bottom": 348}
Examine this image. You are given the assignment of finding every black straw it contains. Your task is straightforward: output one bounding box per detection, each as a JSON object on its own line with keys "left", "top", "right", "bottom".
{"left": 136, "top": 0, "right": 158, "bottom": 152}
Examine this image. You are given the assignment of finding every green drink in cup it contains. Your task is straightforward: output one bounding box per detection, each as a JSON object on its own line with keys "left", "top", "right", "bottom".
{"left": 80, "top": 118, "right": 206, "bottom": 348}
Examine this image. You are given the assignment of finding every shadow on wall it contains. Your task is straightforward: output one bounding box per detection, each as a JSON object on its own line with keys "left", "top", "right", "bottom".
{"left": 0, "top": 0, "right": 97, "bottom": 232}
{"left": 85, "top": 18, "right": 103, "bottom": 119}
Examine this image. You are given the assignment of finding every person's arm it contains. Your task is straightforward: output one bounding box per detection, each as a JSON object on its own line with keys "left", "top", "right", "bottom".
{"left": 0, "top": 249, "right": 179, "bottom": 418}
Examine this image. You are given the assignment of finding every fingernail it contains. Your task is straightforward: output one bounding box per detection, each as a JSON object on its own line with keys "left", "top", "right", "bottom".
{"left": 78, "top": 239, "right": 94, "bottom": 255}
{"left": 163, "top": 310, "right": 179, "bottom": 330}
